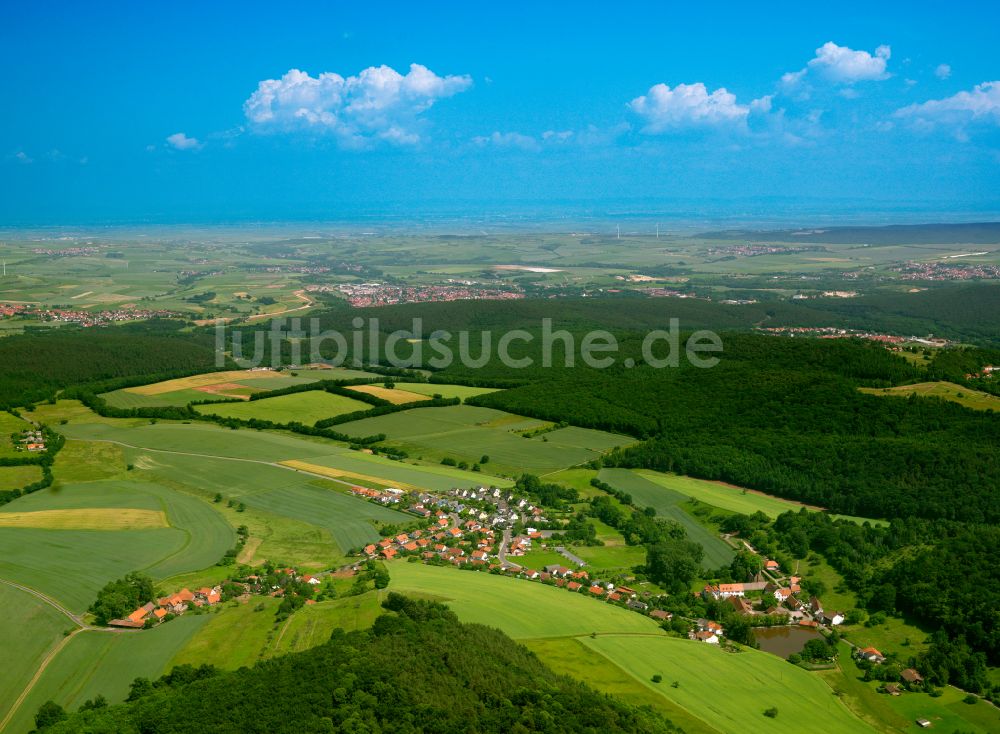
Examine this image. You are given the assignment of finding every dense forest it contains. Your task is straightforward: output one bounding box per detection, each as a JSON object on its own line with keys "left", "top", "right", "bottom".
{"left": 39, "top": 595, "right": 678, "bottom": 734}
{"left": 757, "top": 510, "right": 1000, "bottom": 693}
{"left": 462, "top": 335, "right": 1000, "bottom": 522}
{"left": 0, "top": 323, "right": 222, "bottom": 408}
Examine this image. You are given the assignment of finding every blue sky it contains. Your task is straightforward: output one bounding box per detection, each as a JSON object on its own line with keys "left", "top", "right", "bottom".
{"left": 3, "top": 1, "right": 999, "bottom": 224}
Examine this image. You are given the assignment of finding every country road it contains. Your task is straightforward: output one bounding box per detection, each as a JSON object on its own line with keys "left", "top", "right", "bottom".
{"left": 246, "top": 289, "right": 315, "bottom": 322}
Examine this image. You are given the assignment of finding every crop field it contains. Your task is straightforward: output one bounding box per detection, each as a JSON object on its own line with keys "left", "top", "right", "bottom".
{"left": 122, "top": 450, "right": 409, "bottom": 553}
{"left": 0, "top": 464, "right": 43, "bottom": 490}
{"left": 101, "top": 387, "right": 217, "bottom": 409}
{"left": 597, "top": 469, "right": 734, "bottom": 568}
{"left": 344, "top": 384, "right": 430, "bottom": 404}
{"left": 393, "top": 382, "right": 500, "bottom": 400}
{"left": 0, "top": 584, "right": 69, "bottom": 728}
{"left": 4, "top": 616, "right": 209, "bottom": 734}
{"left": 194, "top": 390, "right": 372, "bottom": 424}
{"left": 583, "top": 635, "right": 872, "bottom": 734}
{"left": 860, "top": 381, "right": 1000, "bottom": 411}
{"left": 388, "top": 561, "right": 659, "bottom": 638}
{"left": 336, "top": 405, "right": 631, "bottom": 475}
{"left": 61, "top": 421, "right": 340, "bottom": 462}
{"left": 281, "top": 453, "right": 510, "bottom": 492}
{"left": 0, "top": 528, "right": 187, "bottom": 613}
{"left": 100, "top": 368, "right": 382, "bottom": 408}
{"left": 0, "top": 479, "right": 234, "bottom": 608}
{"left": 125, "top": 370, "right": 286, "bottom": 395}
{"left": 0, "top": 508, "right": 167, "bottom": 529}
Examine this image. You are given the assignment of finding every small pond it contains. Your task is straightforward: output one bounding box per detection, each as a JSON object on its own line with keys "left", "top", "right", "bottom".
{"left": 754, "top": 626, "right": 822, "bottom": 658}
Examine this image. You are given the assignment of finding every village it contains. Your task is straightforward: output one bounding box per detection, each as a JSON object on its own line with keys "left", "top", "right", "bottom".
{"left": 347, "top": 481, "right": 870, "bottom": 649}
{"left": 108, "top": 565, "right": 325, "bottom": 629}
{"left": 12, "top": 428, "right": 46, "bottom": 452}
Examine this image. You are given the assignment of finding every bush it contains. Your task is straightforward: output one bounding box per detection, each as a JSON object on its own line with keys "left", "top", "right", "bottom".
{"left": 763, "top": 707, "right": 778, "bottom": 718}
{"left": 651, "top": 674, "right": 662, "bottom": 683}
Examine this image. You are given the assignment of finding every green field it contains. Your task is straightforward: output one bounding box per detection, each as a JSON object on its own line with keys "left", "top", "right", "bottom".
{"left": 0, "top": 479, "right": 234, "bottom": 610}
{"left": 0, "top": 464, "right": 43, "bottom": 490}
{"left": 0, "top": 584, "right": 70, "bottom": 727}
{"left": 170, "top": 598, "right": 283, "bottom": 671}
{"left": 101, "top": 387, "right": 215, "bottom": 409}
{"left": 860, "top": 381, "right": 1000, "bottom": 412}
{"left": 60, "top": 411, "right": 514, "bottom": 490}
{"left": 194, "top": 390, "right": 372, "bottom": 425}
{"left": 100, "top": 368, "right": 384, "bottom": 409}
{"left": 819, "top": 642, "right": 1000, "bottom": 734}
{"left": 388, "top": 561, "right": 658, "bottom": 638}
{"left": 122, "top": 450, "right": 410, "bottom": 553}
{"left": 583, "top": 634, "right": 873, "bottom": 734}
{"left": 4, "top": 616, "right": 209, "bottom": 734}
{"left": 634, "top": 470, "right": 812, "bottom": 519}
{"left": 525, "top": 637, "right": 719, "bottom": 734}
{"left": 393, "top": 382, "right": 501, "bottom": 400}
{"left": 0, "top": 411, "right": 30, "bottom": 458}
{"left": 597, "top": 469, "right": 735, "bottom": 568}
{"left": 60, "top": 421, "right": 342, "bottom": 462}
{"left": 336, "top": 404, "right": 632, "bottom": 475}
{"left": 171, "top": 591, "right": 388, "bottom": 671}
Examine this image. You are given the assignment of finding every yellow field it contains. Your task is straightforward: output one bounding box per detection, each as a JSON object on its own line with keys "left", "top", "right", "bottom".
{"left": 345, "top": 384, "right": 431, "bottom": 404}
{"left": 859, "top": 381, "right": 1000, "bottom": 411}
{"left": 126, "top": 370, "right": 284, "bottom": 396}
{"left": 279, "top": 460, "right": 422, "bottom": 492}
{"left": 0, "top": 508, "right": 168, "bottom": 530}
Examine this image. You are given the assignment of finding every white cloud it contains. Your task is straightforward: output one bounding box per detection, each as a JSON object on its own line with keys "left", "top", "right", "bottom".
{"left": 472, "top": 131, "right": 540, "bottom": 150}
{"left": 14, "top": 151, "right": 33, "bottom": 164}
{"left": 628, "top": 82, "right": 751, "bottom": 132}
{"left": 541, "top": 129, "right": 574, "bottom": 142}
{"left": 783, "top": 42, "right": 891, "bottom": 89}
{"left": 244, "top": 63, "right": 472, "bottom": 145}
{"left": 166, "top": 132, "right": 201, "bottom": 150}
{"left": 895, "top": 81, "right": 1000, "bottom": 133}
{"left": 935, "top": 63, "right": 952, "bottom": 80}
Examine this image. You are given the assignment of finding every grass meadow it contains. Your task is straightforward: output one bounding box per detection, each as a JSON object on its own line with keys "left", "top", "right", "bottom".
{"left": 818, "top": 642, "right": 1000, "bottom": 734}
{"left": 860, "top": 381, "right": 1000, "bottom": 412}
{"left": 597, "top": 469, "right": 734, "bottom": 568}
{"left": 194, "top": 390, "right": 372, "bottom": 424}
{"left": 0, "top": 465, "right": 43, "bottom": 490}
{"left": 524, "top": 637, "right": 718, "bottom": 734}
{"left": 0, "top": 411, "right": 30, "bottom": 458}
{"left": 388, "top": 561, "right": 658, "bottom": 638}
{"left": 170, "top": 592, "right": 388, "bottom": 672}
{"left": 336, "top": 404, "right": 631, "bottom": 475}
{"left": 582, "top": 634, "right": 872, "bottom": 734}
